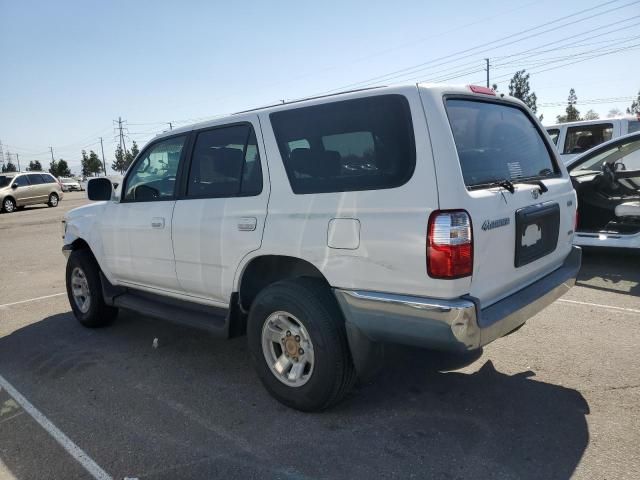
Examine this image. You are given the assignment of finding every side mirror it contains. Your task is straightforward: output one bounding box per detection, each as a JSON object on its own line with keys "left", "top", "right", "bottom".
{"left": 11, "top": 183, "right": 18, "bottom": 189}
{"left": 87, "top": 178, "right": 113, "bottom": 201}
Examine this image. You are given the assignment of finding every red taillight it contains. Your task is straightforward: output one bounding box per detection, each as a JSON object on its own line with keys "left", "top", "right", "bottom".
{"left": 427, "top": 210, "right": 473, "bottom": 279}
{"left": 468, "top": 85, "right": 496, "bottom": 96}
{"left": 575, "top": 210, "right": 579, "bottom": 230}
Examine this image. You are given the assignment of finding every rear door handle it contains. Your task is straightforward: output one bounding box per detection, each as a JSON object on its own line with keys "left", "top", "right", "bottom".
{"left": 151, "top": 217, "right": 165, "bottom": 229}
{"left": 237, "top": 217, "right": 257, "bottom": 231}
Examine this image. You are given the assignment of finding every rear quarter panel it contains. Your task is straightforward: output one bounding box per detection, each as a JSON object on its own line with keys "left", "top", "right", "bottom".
{"left": 236, "top": 87, "right": 458, "bottom": 299}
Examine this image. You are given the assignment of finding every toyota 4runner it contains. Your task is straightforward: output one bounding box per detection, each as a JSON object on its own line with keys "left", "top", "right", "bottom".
{"left": 62, "top": 84, "right": 581, "bottom": 411}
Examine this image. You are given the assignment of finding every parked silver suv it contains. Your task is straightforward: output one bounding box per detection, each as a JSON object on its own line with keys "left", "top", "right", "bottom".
{"left": 0, "top": 172, "right": 64, "bottom": 213}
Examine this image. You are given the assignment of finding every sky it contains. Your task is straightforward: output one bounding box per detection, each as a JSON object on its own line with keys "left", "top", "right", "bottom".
{"left": 1, "top": 0, "right": 639, "bottom": 174}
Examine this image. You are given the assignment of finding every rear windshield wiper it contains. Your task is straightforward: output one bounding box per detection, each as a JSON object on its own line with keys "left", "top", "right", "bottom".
{"left": 514, "top": 179, "right": 548, "bottom": 194}
{"left": 472, "top": 179, "right": 515, "bottom": 193}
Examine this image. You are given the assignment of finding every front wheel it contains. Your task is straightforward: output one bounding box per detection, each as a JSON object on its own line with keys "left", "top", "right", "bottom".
{"left": 2, "top": 197, "right": 16, "bottom": 213}
{"left": 48, "top": 193, "right": 59, "bottom": 207}
{"left": 66, "top": 249, "right": 118, "bottom": 327}
{"left": 247, "top": 278, "right": 356, "bottom": 411}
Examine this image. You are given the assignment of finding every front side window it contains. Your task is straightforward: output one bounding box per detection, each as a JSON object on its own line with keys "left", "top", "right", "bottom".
{"left": 186, "top": 124, "right": 262, "bottom": 198}
{"left": 124, "top": 136, "right": 186, "bottom": 201}
{"left": 563, "top": 124, "right": 613, "bottom": 154}
{"left": 0, "top": 176, "right": 11, "bottom": 187}
{"left": 546, "top": 128, "right": 560, "bottom": 145}
{"left": 270, "top": 95, "right": 416, "bottom": 194}
{"left": 12, "top": 175, "right": 30, "bottom": 187}
{"left": 445, "top": 99, "right": 557, "bottom": 187}
{"left": 28, "top": 174, "right": 45, "bottom": 185}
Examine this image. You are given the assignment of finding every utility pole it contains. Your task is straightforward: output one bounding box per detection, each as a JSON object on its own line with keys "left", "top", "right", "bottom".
{"left": 168, "top": 122, "right": 173, "bottom": 131}
{"left": 99, "top": 137, "right": 107, "bottom": 175}
{"left": 16, "top": 153, "right": 20, "bottom": 172}
{"left": 485, "top": 58, "right": 490, "bottom": 88}
{"left": 117, "top": 117, "right": 128, "bottom": 154}
{"left": 49, "top": 147, "right": 55, "bottom": 163}
{"left": 0, "top": 140, "right": 4, "bottom": 170}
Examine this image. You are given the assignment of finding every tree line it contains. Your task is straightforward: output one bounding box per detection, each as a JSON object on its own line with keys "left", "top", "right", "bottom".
{"left": 491, "top": 69, "right": 638, "bottom": 125}
{"left": 1, "top": 140, "right": 141, "bottom": 177}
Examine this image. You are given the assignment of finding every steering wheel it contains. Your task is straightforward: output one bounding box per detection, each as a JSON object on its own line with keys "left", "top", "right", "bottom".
{"left": 598, "top": 162, "right": 617, "bottom": 190}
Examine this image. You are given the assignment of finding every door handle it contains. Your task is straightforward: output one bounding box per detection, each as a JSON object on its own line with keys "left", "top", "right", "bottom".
{"left": 237, "top": 217, "right": 257, "bottom": 231}
{"left": 151, "top": 217, "right": 165, "bottom": 229}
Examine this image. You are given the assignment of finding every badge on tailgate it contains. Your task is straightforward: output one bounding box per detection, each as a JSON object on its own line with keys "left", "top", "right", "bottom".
{"left": 522, "top": 224, "right": 542, "bottom": 247}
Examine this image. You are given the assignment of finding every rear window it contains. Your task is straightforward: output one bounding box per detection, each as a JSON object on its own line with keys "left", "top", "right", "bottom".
{"left": 546, "top": 128, "right": 560, "bottom": 145}
{"left": 563, "top": 123, "right": 613, "bottom": 154}
{"left": 445, "top": 99, "right": 557, "bottom": 187}
{"left": 270, "top": 95, "right": 416, "bottom": 194}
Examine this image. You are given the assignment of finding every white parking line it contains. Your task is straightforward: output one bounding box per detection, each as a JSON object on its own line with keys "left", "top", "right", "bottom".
{"left": 0, "top": 374, "right": 112, "bottom": 480}
{"left": 0, "top": 293, "right": 65, "bottom": 309}
{"left": 559, "top": 298, "right": 640, "bottom": 315}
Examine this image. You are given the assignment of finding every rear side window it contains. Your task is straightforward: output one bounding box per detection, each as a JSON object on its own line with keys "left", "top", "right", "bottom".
{"left": 186, "top": 124, "right": 263, "bottom": 198}
{"left": 628, "top": 120, "right": 640, "bottom": 134}
{"left": 28, "top": 174, "right": 45, "bottom": 185}
{"left": 445, "top": 99, "right": 557, "bottom": 187}
{"left": 563, "top": 123, "right": 613, "bottom": 154}
{"left": 43, "top": 174, "right": 57, "bottom": 183}
{"left": 546, "top": 128, "right": 560, "bottom": 145}
{"left": 270, "top": 95, "right": 416, "bottom": 194}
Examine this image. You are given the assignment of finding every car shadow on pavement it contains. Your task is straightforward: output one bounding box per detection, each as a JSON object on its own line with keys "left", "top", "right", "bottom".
{"left": 0, "top": 311, "right": 590, "bottom": 480}
{"left": 576, "top": 247, "right": 640, "bottom": 297}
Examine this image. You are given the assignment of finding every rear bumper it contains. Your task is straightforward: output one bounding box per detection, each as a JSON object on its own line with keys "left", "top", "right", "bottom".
{"left": 334, "top": 246, "right": 581, "bottom": 352}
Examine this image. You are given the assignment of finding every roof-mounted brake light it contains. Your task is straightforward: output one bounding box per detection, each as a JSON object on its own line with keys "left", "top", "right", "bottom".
{"left": 468, "top": 85, "right": 496, "bottom": 96}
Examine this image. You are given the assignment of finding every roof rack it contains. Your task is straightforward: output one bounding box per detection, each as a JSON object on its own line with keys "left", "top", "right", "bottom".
{"left": 233, "top": 85, "right": 387, "bottom": 115}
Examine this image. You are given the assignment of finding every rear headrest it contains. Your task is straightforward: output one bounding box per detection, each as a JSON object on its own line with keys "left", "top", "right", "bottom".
{"left": 576, "top": 135, "right": 594, "bottom": 149}
{"left": 289, "top": 148, "right": 341, "bottom": 177}
{"left": 213, "top": 147, "right": 244, "bottom": 178}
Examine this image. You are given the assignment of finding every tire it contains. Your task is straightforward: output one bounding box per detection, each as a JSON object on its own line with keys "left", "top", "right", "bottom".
{"left": 65, "top": 249, "right": 118, "bottom": 327}
{"left": 247, "top": 278, "right": 356, "bottom": 411}
{"left": 2, "top": 197, "right": 16, "bottom": 213}
{"left": 48, "top": 192, "right": 59, "bottom": 207}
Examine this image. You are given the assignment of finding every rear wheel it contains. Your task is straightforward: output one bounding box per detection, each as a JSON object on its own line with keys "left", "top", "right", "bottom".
{"left": 247, "top": 278, "right": 356, "bottom": 411}
{"left": 66, "top": 249, "right": 118, "bottom": 327}
{"left": 48, "top": 193, "right": 59, "bottom": 207}
{"left": 2, "top": 197, "right": 16, "bottom": 213}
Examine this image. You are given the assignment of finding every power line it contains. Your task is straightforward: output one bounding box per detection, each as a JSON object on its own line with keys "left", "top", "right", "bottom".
{"left": 309, "top": 0, "right": 638, "bottom": 95}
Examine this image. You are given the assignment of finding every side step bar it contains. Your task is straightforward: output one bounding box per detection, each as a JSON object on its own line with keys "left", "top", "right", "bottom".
{"left": 100, "top": 273, "right": 230, "bottom": 337}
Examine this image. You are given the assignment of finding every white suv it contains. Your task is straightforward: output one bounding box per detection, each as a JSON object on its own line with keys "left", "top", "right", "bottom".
{"left": 62, "top": 84, "right": 581, "bottom": 411}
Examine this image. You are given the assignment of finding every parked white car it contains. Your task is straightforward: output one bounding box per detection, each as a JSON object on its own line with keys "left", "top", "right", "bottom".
{"left": 62, "top": 84, "right": 581, "bottom": 411}
{"left": 59, "top": 177, "right": 83, "bottom": 192}
{"left": 546, "top": 117, "right": 640, "bottom": 165}
{"left": 569, "top": 132, "right": 640, "bottom": 249}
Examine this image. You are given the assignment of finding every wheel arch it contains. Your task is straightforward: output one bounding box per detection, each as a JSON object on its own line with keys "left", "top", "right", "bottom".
{"left": 236, "top": 255, "right": 330, "bottom": 313}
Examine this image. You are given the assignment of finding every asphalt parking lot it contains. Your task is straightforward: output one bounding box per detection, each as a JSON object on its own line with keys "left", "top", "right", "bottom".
{"left": 0, "top": 192, "right": 638, "bottom": 480}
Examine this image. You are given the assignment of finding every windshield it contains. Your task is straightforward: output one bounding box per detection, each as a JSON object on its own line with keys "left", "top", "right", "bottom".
{"left": 0, "top": 176, "right": 10, "bottom": 188}
{"left": 62, "top": 179, "right": 76, "bottom": 183}
{"left": 572, "top": 137, "right": 640, "bottom": 173}
{"left": 445, "top": 99, "right": 557, "bottom": 187}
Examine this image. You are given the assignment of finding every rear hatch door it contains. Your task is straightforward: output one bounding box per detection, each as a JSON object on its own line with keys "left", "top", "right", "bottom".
{"left": 421, "top": 90, "right": 576, "bottom": 308}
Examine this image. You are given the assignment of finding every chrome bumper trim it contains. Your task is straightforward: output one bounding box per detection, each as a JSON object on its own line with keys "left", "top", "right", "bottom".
{"left": 334, "top": 246, "right": 582, "bottom": 352}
